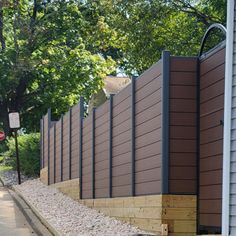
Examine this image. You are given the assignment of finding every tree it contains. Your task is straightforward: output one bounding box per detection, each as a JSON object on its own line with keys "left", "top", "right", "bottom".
{"left": 0, "top": 0, "right": 226, "bottom": 134}
{"left": 89, "top": 0, "right": 226, "bottom": 74}
{"left": 0, "top": 0, "right": 115, "bottom": 134}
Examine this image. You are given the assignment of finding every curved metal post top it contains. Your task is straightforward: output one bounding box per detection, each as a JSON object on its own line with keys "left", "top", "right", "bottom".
{"left": 199, "top": 23, "right": 227, "bottom": 57}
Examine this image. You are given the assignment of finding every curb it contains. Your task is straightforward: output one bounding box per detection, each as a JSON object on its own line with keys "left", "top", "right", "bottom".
{"left": 12, "top": 185, "right": 61, "bottom": 236}
{"left": 8, "top": 188, "right": 51, "bottom": 236}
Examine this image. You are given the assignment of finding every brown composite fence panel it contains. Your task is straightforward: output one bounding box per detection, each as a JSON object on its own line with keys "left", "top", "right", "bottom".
{"left": 94, "top": 101, "right": 109, "bottom": 198}
{"left": 168, "top": 57, "right": 198, "bottom": 194}
{"left": 135, "top": 62, "right": 162, "bottom": 195}
{"left": 112, "top": 85, "right": 132, "bottom": 197}
{"left": 43, "top": 113, "right": 48, "bottom": 169}
{"left": 198, "top": 47, "right": 225, "bottom": 230}
{"left": 55, "top": 120, "right": 62, "bottom": 183}
{"left": 40, "top": 48, "right": 225, "bottom": 220}
{"left": 82, "top": 115, "right": 93, "bottom": 199}
{"left": 71, "top": 104, "right": 80, "bottom": 179}
{"left": 62, "top": 112, "right": 70, "bottom": 181}
{"left": 49, "top": 125, "right": 55, "bottom": 184}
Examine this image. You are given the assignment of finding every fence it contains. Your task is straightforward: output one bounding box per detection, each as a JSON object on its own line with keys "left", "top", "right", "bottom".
{"left": 198, "top": 45, "right": 225, "bottom": 232}
{"left": 40, "top": 50, "right": 200, "bottom": 199}
{"left": 41, "top": 45, "right": 226, "bottom": 233}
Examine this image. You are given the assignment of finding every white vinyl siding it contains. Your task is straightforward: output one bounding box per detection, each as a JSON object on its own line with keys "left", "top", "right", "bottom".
{"left": 229, "top": 4, "right": 236, "bottom": 235}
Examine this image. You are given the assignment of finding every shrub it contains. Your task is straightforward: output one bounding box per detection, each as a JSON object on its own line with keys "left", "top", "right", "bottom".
{"left": 0, "top": 141, "right": 7, "bottom": 155}
{"left": 4, "top": 133, "right": 40, "bottom": 177}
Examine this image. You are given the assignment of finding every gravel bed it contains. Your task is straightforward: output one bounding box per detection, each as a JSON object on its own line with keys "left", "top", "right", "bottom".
{"left": 0, "top": 170, "right": 33, "bottom": 186}
{"left": 15, "top": 179, "right": 151, "bottom": 236}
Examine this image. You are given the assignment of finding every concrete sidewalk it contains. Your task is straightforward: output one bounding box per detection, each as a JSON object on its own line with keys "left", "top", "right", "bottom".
{"left": 0, "top": 182, "right": 35, "bottom": 236}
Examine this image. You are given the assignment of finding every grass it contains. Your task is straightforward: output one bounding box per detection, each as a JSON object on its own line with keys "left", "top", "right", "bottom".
{"left": 0, "top": 156, "right": 12, "bottom": 173}
{"left": 0, "top": 165, "right": 12, "bottom": 173}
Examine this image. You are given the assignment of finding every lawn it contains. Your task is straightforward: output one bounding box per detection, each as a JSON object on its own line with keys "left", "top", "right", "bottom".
{"left": 0, "top": 165, "right": 12, "bottom": 172}
{"left": 0, "top": 156, "right": 12, "bottom": 172}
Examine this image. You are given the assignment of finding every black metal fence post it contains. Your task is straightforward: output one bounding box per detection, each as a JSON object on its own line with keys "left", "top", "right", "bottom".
{"left": 40, "top": 118, "right": 44, "bottom": 169}
{"left": 161, "top": 51, "right": 170, "bottom": 194}
{"left": 92, "top": 108, "right": 96, "bottom": 199}
{"left": 48, "top": 108, "right": 51, "bottom": 185}
{"left": 131, "top": 76, "right": 136, "bottom": 196}
{"left": 79, "top": 97, "right": 84, "bottom": 199}
{"left": 61, "top": 114, "right": 64, "bottom": 182}
{"left": 109, "top": 95, "right": 114, "bottom": 198}
{"left": 69, "top": 108, "right": 72, "bottom": 180}
{"left": 54, "top": 123, "right": 56, "bottom": 184}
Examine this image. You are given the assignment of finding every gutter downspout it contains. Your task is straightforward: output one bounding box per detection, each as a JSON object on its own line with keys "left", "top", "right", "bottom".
{"left": 222, "top": 0, "right": 234, "bottom": 235}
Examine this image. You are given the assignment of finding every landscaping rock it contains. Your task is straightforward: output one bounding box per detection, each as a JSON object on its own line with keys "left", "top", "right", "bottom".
{"left": 0, "top": 170, "right": 33, "bottom": 186}
{"left": 15, "top": 179, "right": 151, "bottom": 236}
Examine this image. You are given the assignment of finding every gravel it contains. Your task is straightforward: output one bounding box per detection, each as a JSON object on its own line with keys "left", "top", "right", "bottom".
{"left": 0, "top": 170, "right": 33, "bottom": 186}
{"left": 15, "top": 179, "right": 151, "bottom": 236}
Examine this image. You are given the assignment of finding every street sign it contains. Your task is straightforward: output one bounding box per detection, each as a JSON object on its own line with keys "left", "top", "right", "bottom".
{"left": 9, "top": 112, "right": 20, "bottom": 129}
{"left": 0, "top": 132, "right": 5, "bottom": 141}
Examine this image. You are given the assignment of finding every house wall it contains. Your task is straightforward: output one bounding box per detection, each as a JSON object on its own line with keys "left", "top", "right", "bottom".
{"left": 229, "top": 2, "right": 236, "bottom": 235}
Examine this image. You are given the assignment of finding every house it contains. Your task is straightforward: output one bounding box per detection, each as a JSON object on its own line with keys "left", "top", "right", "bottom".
{"left": 88, "top": 76, "right": 130, "bottom": 114}
{"left": 222, "top": 1, "right": 236, "bottom": 235}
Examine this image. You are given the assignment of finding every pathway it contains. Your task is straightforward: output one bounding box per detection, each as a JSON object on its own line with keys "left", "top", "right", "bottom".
{"left": 0, "top": 182, "right": 35, "bottom": 236}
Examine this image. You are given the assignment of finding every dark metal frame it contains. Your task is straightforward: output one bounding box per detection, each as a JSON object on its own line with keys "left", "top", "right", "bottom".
{"left": 69, "top": 108, "right": 72, "bottom": 180}
{"left": 161, "top": 51, "right": 170, "bottom": 194}
{"left": 54, "top": 123, "right": 56, "bottom": 184}
{"left": 109, "top": 95, "right": 114, "bottom": 198}
{"left": 79, "top": 97, "right": 84, "bottom": 199}
{"left": 47, "top": 108, "right": 51, "bottom": 185}
{"left": 92, "top": 108, "right": 96, "bottom": 199}
{"left": 198, "top": 23, "right": 226, "bottom": 57}
{"left": 131, "top": 76, "right": 136, "bottom": 196}
{"left": 60, "top": 114, "right": 64, "bottom": 182}
{"left": 41, "top": 118, "right": 44, "bottom": 169}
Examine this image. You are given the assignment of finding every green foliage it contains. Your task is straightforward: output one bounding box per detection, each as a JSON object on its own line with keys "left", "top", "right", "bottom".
{"left": 0, "top": 0, "right": 116, "bottom": 133}
{"left": 0, "top": 165, "right": 12, "bottom": 173}
{"left": 0, "top": 0, "right": 226, "bottom": 133}
{"left": 4, "top": 133, "right": 40, "bottom": 177}
{"left": 0, "top": 141, "right": 7, "bottom": 155}
{"left": 87, "top": 0, "right": 226, "bottom": 74}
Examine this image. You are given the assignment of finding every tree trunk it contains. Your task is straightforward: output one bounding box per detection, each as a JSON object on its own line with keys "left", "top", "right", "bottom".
{"left": 0, "top": 2, "right": 6, "bottom": 50}
{"left": 0, "top": 101, "right": 11, "bottom": 137}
